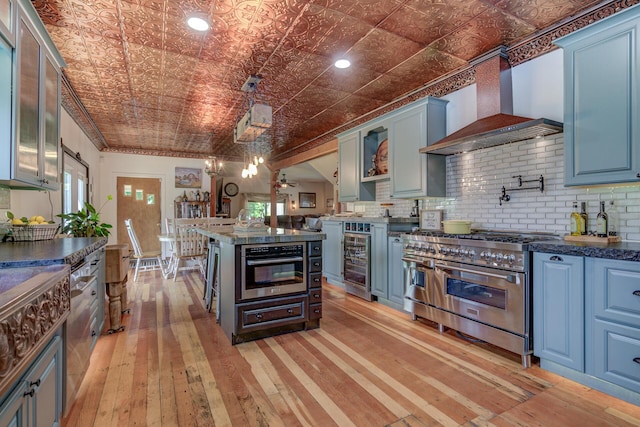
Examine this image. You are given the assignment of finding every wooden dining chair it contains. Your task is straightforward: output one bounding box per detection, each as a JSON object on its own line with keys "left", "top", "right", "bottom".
{"left": 172, "top": 221, "right": 207, "bottom": 281}
{"left": 124, "top": 218, "right": 162, "bottom": 281}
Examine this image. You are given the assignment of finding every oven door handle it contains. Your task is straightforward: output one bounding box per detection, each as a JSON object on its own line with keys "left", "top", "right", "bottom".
{"left": 434, "top": 263, "right": 517, "bottom": 283}
{"left": 246, "top": 256, "right": 304, "bottom": 266}
{"left": 402, "top": 256, "right": 422, "bottom": 264}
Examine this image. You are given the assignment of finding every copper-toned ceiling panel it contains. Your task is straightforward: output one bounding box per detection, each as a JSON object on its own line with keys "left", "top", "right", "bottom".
{"left": 32, "top": 0, "right": 631, "bottom": 162}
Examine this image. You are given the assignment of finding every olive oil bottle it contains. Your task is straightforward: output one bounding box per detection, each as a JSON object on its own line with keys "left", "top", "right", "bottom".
{"left": 596, "top": 201, "right": 608, "bottom": 237}
{"left": 570, "top": 201, "right": 581, "bottom": 236}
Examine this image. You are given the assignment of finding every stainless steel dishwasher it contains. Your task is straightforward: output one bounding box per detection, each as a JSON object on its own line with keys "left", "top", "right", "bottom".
{"left": 65, "top": 253, "right": 100, "bottom": 413}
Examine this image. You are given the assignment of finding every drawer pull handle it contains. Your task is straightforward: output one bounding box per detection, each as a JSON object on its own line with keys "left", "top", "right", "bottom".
{"left": 287, "top": 308, "right": 293, "bottom": 314}
{"left": 92, "top": 331, "right": 97, "bottom": 337}
{"left": 23, "top": 389, "right": 35, "bottom": 398}
{"left": 314, "top": 309, "right": 320, "bottom": 313}
{"left": 633, "top": 291, "right": 640, "bottom": 297}
{"left": 313, "top": 246, "right": 320, "bottom": 251}
{"left": 255, "top": 313, "right": 263, "bottom": 319}
{"left": 30, "top": 380, "right": 40, "bottom": 388}
{"left": 550, "top": 255, "right": 563, "bottom": 262}
{"left": 313, "top": 277, "right": 320, "bottom": 283}
{"left": 634, "top": 357, "right": 640, "bottom": 364}
{"left": 313, "top": 262, "right": 320, "bottom": 267}
{"left": 313, "top": 293, "right": 320, "bottom": 298}
{"left": 637, "top": 173, "right": 640, "bottom": 178}
{"left": 91, "top": 290, "right": 97, "bottom": 296}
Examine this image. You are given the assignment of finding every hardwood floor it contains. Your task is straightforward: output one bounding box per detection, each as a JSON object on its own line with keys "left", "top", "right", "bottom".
{"left": 62, "top": 270, "right": 640, "bottom": 426}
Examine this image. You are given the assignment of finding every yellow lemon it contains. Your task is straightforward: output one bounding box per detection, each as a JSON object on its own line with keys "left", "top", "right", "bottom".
{"left": 28, "top": 221, "right": 39, "bottom": 225}
{"left": 29, "top": 215, "right": 37, "bottom": 222}
{"left": 11, "top": 218, "right": 24, "bottom": 225}
{"left": 36, "top": 216, "right": 45, "bottom": 223}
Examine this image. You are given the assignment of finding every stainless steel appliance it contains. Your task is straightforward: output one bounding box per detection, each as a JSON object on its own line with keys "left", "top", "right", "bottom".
{"left": 343, "top": 221, "right": 372, "bottom": 301}
{"left": 65, "top": 249, "right": 101, "bottom": 413}
{"left": 240, "top": 242, "right": 307, "bottom": 300}
{"left": 403, "top": 230, "right": 558, "bottom": 367}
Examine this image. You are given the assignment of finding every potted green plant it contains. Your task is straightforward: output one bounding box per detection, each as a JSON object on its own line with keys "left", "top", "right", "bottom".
{"left": 57, "top": 196, "right": 113, "bottom": 237}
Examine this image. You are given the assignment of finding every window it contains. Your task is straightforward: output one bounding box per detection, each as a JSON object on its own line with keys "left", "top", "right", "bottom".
{"left": 62, "top": 149, "right": 89, "bottom": 214}
{"left": 245, "top": 193, "right": 287, "bottom": 218}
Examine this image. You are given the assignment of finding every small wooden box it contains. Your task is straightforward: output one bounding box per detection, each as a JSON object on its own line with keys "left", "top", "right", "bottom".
{"left": 106, "top": 244, "right": 130, "bottom": 283}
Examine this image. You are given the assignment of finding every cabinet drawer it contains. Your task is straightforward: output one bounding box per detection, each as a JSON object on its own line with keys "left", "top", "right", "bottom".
{"left": 308, "top": 272, "right": 322, "bottom": 288}
{"left": 309, "top": 287, "right": 322, "bottom": 304}
{"left": 590, "top": 319, "right": 640, "bottom": 393}
{"left": 308, "top": 256, "right": 322, "bottom": 273}
{"left": 237, "top": 296, "right": 307, "bottom": 334}
{"left": 309, "top": 303, "right": 322, "bottom": 320}
{"left": 590, "top": 258, "right": 640, "bottom": 326}
{"left": 308, "top": 241, "right": 322, "bottom": 257}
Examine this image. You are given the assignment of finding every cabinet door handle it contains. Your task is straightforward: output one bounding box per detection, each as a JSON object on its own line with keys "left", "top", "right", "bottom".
{"left": 92, "top": 330, "right": 97, "bottom": 337}
{"left": 30, "top": 380, "right": 41, "bottom": 388}
{"left": 634, "top": 357, "right": 640, "bottom": 364}
{"left": 23, "top": 389, "right": 35, "bottom": 398}
{"left": 636, "top": 173, "right": 640, "bottom": 178}
{"left": 633, "top": 291, "right": 640, "bottom": 297}
{"left": 550, "top": 255, "right": 563, "bottom": 262}
{"left": 91, "top": 290, "right": 97, "bottom": 296}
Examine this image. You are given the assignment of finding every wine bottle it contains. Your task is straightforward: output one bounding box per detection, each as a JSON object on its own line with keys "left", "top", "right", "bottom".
{"left": 570, "top": 201, "right": 581, "bottom": 236}
{"left": 596, "top": 201, "right": 608, "bottom": 237}
{"left": 607, "top": 200, "right": 619, "bottom": 237}
{"left": 580, "top": 202, "right": 588, "bottom": 235}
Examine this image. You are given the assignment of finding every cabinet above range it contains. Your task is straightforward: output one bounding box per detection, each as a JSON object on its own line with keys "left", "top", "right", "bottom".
{"left": 337, "top": 96, "right": 447, "bottom": 202}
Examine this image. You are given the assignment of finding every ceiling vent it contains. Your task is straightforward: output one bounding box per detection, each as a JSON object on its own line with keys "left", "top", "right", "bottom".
{"left": 421, "top": 47, "right": 562, "bottom": 155}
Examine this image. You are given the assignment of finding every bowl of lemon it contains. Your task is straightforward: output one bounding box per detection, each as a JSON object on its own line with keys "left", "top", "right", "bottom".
{"left": 6, "top": 212, "right": 59, "bottom": 241}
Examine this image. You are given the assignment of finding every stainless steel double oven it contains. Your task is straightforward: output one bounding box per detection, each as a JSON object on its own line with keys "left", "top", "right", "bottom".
{"left": 403, "top": 231, "right": 555, "bottom": 367}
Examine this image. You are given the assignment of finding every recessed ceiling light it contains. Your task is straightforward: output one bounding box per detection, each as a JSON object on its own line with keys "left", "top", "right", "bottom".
{"left": 334, "top": 59, "right": 351, "bottom": 69}
{"left": 187, "top": 16, "right": 210, "bottom": 31}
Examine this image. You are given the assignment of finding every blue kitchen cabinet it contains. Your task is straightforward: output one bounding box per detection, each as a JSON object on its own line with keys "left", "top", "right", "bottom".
{"left": 387, "top": 234, "right": 405, "bottom": 307}
{"left": 321, "top": 219, "right": 343, "bottom": 285}
{"left": 556, "top": 5, "right": 640, "bottom": 186}
{"left": 587, "top": 258, "right": 640, "bottom": 394}
{"left": 337, "top": 129, "right": 375, "bottom": 202}
{"left": 533, "top": 252, "right": 584, "bottom": 371}
{"left": 370, "top": 223, "right": 388, "bottom": 299}
{"left": 389, "top": 97, "right": 447, "bottom": 198}
{"left": 0, "top": 0, "right": 65, "bottom": 191}
{"left": 0, "top": 0, "right": 16, "bottom": 46}
{"left": 0, "top": 335, "right": 63, "bottom": 427}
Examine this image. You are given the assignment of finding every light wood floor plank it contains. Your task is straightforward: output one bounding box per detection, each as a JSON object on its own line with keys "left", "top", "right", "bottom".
{"left": 61, "top": 272, "right": 640, "bottom": 427}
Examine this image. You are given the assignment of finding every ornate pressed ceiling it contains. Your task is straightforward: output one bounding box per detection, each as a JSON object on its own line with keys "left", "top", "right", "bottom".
{"left": 33, "top": 0, "right": 638, "bottom": 163}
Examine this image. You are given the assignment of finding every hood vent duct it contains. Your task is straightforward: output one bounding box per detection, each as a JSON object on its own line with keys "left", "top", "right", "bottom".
{"left": 421, "top": 47, "right": 562, "bottom": 155}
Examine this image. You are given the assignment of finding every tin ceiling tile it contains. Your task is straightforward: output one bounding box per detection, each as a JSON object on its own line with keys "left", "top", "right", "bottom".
{"left": 33, "top": 0, "right": 628, "bottom": 161}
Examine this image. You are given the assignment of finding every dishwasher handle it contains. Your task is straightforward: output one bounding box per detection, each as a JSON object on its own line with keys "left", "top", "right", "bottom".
{"left": 70, "top": 275, "right": 98, "bottom": 299}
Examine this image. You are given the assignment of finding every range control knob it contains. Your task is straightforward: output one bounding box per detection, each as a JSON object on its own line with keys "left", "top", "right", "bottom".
{"left": 460, "top": 249, "right": 469, "bottom": 257}
{"left": 468, "top": 249, "right": 476, "bottom": 259}
{"left": 495, "top": 253, "right": 504, "bottom": 263}
{"left": 451, "top": 248, "right": 460, "bottom": 256}
{"left": 481, "top": 251, "right": 491, "bottom": 260}
{"left": 440, "top": 247, "right": 450, "bottom": 255}
{"left": 507, "top": 254, "right": 516, "bottom": 264}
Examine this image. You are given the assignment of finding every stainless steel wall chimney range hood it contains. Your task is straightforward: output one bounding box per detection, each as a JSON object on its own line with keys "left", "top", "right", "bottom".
{"left": 421, "top": 48, "right": 563, "bottom": 155}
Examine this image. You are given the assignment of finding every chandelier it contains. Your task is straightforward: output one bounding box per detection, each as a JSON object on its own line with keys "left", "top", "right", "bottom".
{"left": 235, "top": 75, "right": 272, "bottom": 179}
{"left": 204, "top": 157, "right": 223, "bottom": 176}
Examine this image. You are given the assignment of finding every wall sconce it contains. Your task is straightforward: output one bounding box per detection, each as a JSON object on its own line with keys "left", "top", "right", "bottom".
{"left": 291, "top": 200, "right": 295, "bottom": 209}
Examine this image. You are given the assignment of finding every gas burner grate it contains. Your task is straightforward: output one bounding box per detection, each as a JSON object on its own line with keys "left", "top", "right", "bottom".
{"left": 409, "top": 230, "right": 558, "bottom": 244}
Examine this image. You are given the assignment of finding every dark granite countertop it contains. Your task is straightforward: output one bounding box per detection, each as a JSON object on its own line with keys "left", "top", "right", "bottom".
{"left": 0, "top": 237, "right": 108, "bottom": 268}
{"left": 529, "top": 239, "right": 640, "bottom": 262}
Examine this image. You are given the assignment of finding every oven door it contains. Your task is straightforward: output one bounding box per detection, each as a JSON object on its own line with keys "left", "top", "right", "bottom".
{"left": 434, "top": 260, "right": 526, "bottom": 334}
{"left": 242, "top": 253, "right": 306, "bottom": 300}
{"left": 402, "top": 256, "right": 433, "bottom": 307}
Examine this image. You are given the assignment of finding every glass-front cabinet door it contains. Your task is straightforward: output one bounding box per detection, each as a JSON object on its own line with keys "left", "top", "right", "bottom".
{"left": 15, "top": 15, "right": 40, "bottom": 185}
{"left": 0, "top": 0, "right": 15, "bottom": 45}
{"left": 43, "top": 55, "right": 60, "bottom": 187}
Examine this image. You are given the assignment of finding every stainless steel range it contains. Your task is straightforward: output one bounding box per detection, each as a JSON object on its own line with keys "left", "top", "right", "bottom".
{"left": 402, "top": 230, "right": 558, "bottom": 367}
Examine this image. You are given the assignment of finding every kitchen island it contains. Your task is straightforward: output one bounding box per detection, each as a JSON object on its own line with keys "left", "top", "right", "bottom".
{"left": 196, "top": 226, "right": 325, "bottom": 344}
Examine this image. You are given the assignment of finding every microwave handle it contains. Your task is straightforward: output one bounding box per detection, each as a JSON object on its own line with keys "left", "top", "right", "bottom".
{"left": 434, "top": 263, "right": 516, "bottom": 283}
{"left": 246, "top": 256, "right": 304, "bottom": 266}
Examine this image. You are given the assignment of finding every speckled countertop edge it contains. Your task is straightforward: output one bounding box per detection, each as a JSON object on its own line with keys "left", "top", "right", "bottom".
{"left": 529, "top": 239, "right": 640, "bottom": 261}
